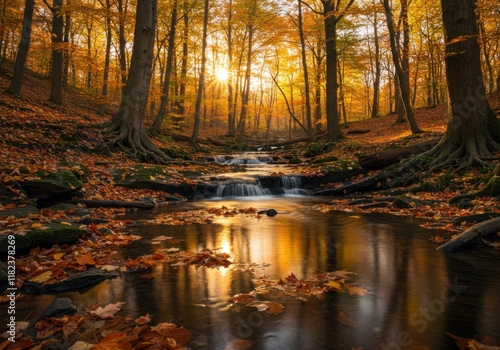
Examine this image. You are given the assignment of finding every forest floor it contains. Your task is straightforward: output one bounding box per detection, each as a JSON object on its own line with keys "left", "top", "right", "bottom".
{"left": 1, "top": 62, "right": 500, "bottom": 349}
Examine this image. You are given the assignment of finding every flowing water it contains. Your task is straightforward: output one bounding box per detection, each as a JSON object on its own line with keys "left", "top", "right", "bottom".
{"left": 5, "top": 154, "right": 500, "bottom": 349}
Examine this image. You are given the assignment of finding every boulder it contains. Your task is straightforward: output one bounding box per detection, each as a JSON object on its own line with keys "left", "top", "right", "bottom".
{"left": 18, "top": 169, "right": 82, "bottom": 200}
{"left": 0, "top": 223, "right": 86, "bottom": 256}
{"left": 0, "top": 205, "right": 40, "bottom": 217}
{"left": 392, "top": 195, "right": 432, "bottom": 209}
{"left": 39, "top": 297, "right": 77, "bottom": 319}
{"left": 112, "top": 165, "right": 197, "bottom": 198}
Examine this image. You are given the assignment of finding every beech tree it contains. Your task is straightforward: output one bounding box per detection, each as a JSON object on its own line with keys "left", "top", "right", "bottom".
{"left": 100, "top": 0, "right": 168, "bottom": 162}
{"left": 405, "top": 0, "right": 500, "bottom": 170}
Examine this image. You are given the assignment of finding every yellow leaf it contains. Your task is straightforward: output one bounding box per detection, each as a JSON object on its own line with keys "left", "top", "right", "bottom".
{"left": 31, "top": 223, "right": 44, "bottom": 229}
{"left": 53, "top": 252, "right": 65, "bottom": 261}
{"left": 325, "top": 280, "right": 342, "bottom": 290}
{"left": 60, "top": 221, "right": 73, "bottom": 226}
{"left": 29, "top": 271, "right": 53, "bottom": 284}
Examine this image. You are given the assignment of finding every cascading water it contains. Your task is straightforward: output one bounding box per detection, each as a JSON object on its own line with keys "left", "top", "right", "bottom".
{"left": 278, "top": 175, "right": 311, "bottom": 195}
{"left": 215, "top": 182, "right": 271, "bottom": 197}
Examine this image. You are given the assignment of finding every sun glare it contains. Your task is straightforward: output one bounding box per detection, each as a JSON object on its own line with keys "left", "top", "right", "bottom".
{"left": 215, "top": 67, "right": 229, "bottom": 82}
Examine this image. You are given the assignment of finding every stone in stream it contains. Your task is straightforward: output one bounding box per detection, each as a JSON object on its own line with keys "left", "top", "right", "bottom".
{"left": 258, "top": 209, "right": 278, "bottom": 217}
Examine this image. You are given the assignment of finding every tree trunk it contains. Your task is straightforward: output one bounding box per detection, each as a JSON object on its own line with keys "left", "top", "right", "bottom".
{"left": 100, "top": 0, "right": 168, "bottom": 162}
{"left": 383, "top": 0, "right": 421, "bottom": 133}
{"left": 437, "top": 217, "right": 500, "bottom": 252}
{"left": 297, "top": 0, "right": 315, "bottom": 141}
{"left": 238, "top": 24, "right": 253, "bottom": 142}
{"left": 150, "top": 0, "right": 178, "bottom": 136}
{"left": 371, "top": 8, "right": 381, "bottom": 119}
{"left": 226, "top": 0, "right": 235, "bottom": 136}
{"left": 62, "top": 0, "right": 70, "bottom": 87}
{"left": 98, "top": 0, "right": 112, "bottom": 115}
{"left": 403, "top": 0, "right": 500, "bottom": 171}
{"left": 49, "top": 0, "right": 64, "bottom": 105}
{"left": 323, "top": 1, "right": 341, "bottom": 142}
{"left": 117, "top": 0, "right": 128, "bottom": 94}
{"left": 175, "top": 0, "right": 189, "bottom": 131}
{"left": 190, "top": 0, "right": 209, "bottom": 146}
{"left": 314, "top": 42, "right": 322, "bottom": 132}
{"left": 6, "top": 0, "right": 34, "bottom": 96}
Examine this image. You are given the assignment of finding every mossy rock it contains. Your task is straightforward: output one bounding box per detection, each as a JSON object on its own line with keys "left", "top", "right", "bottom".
{"left": 161, "top": 146, "right": 193, "bottom": 160}
{"left": 0, "top": 223, "right": 86, "bottom": 256}
{"left": 0, "top": 205, "right": 40, "bottom": 217}
{"left": 18, "top": 169, "right": 82, "bottom": 199}
{"left": 319, "top": 160, "right": 362, "bottom": 181}
{"left": 304, "top": 142, "right": 335, "bottom": 158}
{"left": 309, "top": 155, "right": 340, "bottom": 165}
{"left": 113, "top": 166, "right": 196, "bottom": 198}
{"left": 57, "top": 161, "right": 90, "bottom": 178}
{"left": 392, "top": 195, "right": 431, "bottom": 209}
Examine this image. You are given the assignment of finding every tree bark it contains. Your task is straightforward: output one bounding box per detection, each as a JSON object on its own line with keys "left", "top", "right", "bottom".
{"left": 98, "top": 0, "right": 112, "bottom": 115}
{"left": 383, "top": 0, "right": 421, "bottom": 133}
{"left": 150, "top": 0, "right": 178, "bottom": 136}
{"left": 190, "top": 0, "right": 209, "bottom": 146}
{"left": 49, "top": 0, "right": 64, "bottom": 105}
{"left": 437, "top": 217, "right": 500, "bottom": 252}
{"left": 6, "top": 0, "right": 34, "bottom": 96}
{"left": 297, "top": 0, "right": 315, "bottom": 141}
{"left": 100, "top": 0, "right": 168, "bottom": 162}
{"left": 359, "top": 137, "right": 441, "bottom": 169}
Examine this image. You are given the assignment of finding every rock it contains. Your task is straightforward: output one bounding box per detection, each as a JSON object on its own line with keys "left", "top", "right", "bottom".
{"left": 50, "top": 203, "right": 91, "bottom": 217}
{"left": 391, "top": 195, "right": 432, "bottom": 209}
{"left": 22, "top": 268, "right": 119, "bottom": 293}
{"left": 0, "top": 205, "right": 40, "bottom": 217}
{"left": 304, "top": 142, "right": 335, "bottom": 158}
{"left": 0, "top": 223, "right": 86, "bottom": 256}
{"left": 258, "top": 209, "right": 278, "bottom": 217}
{"left": 39, "top": 297, "right": 77, "bottom": 319}
{"left": 306, "top": 160, "right": 365, "bottom": 189}
{"left": 112, "top": 165, "right": 197, "bottom": 198}
{"left": 308, "top": 155, "right": 339, "bottom": 165}
{"left": 18, "top": 169, "right": 82, "bottom": 200}
{"left": 57, "top": 161, "right": 90, "bottom": 180}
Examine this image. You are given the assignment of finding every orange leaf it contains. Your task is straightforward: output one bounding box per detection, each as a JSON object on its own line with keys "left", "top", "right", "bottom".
{"left": 76, "top": 252, "right": 96, "bottom": 266}
{"left": 91, "top": 333, "right": 132, "bottom": 350}
{"left": 134, "top": 313, "right": 151, "bottom": 325}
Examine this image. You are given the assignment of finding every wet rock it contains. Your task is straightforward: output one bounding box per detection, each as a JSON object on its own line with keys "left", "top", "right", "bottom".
{"left": 39, "top": 297, "right": 77, "bottom": 319}
{"left": 258, "top": 209, "right": 278, "bottom": 217}
{"left": 0, "top": 223, "right": 86, "bottom": 256}
{"left": 22, "top": 268, "right": 119, "bottom": 293}
{"left": 57, "top": 161, "right": 90, "bottom": 180}
{"left": 50, "top": 203, "right": 91, "bottom": 217}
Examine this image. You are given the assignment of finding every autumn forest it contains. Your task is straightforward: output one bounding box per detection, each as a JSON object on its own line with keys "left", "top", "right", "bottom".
{"left": 1, "top": 0, "right": 500, "bottom": 349}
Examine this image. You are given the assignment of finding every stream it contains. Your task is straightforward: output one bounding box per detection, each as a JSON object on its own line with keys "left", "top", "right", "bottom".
{"left": 6, "top": 153, "right": 500, "bottom": 349}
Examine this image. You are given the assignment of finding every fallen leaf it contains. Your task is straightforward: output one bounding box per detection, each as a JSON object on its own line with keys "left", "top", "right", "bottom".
{"left": 338, "top": 311, "right": 357, "bottom": 328}
{"left": 89, "top": 302, "right": 126, "bottom": 319}
{"left": 226, "top": 338, "right": 253, "bottom": 350}
{"left": 68, "top": 341, "right": 94, "bottom": 350}
{"left": 134, "top": 314, "right": 151, "bottom": 325}
{"left": 91, "top": 332, "right": 132, "bottom": 350}
{"left": 325, "top": 280, "right": 342, "bottom": 290}
{"left": 29, "top": 271, "right": 53, "bottom": 284}
{"left": 76, "top": 252, "right": 96, "bottom": 266}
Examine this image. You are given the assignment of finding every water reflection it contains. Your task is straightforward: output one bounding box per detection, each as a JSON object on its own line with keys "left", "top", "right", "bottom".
{"left": 5, "top": 198, "right": 500, "bottom": 349}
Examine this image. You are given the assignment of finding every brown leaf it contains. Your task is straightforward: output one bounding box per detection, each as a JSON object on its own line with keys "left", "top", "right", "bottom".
{"left": 91, "top": 333, "right": 132, "bottom": 350}
{"left": 338, "top": 311, "right": 357, "bottom": 328}
{"left": 226, "top": 339, "right": 253, "bottom": 350}
{"left": 134, "top": 313, "right": 151, "bottom": 325}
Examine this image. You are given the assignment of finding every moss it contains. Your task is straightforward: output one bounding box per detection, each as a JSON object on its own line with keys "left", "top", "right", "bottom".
{"left": 304, "top": 142, "right": 335, "bottom": 157}
{"left": 474, "top": 176, "right": 500, "bottom": 197}
{"left": 309, "top": 156, "right": 339, "bottom": 165}
{"left": 0, "top": 224, "right": 86, "bottom": 255}
{"left": 162, "top": 146, "right": 193, "bottom": 160}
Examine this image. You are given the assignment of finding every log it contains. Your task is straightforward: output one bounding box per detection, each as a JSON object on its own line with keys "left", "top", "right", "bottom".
{"left": 358, "top": 137, "right": 441, "bottom": 169}
{"left": 437, "top": 216, "right": 500, "bottom": 252}
{"left": 207, "top": 137, "right": 232, "bottom": 147}
{"left": 65, "top": 199, "right": 155, "bottom": 209}
{"left": 346, "top": 129, "right": 371, "bottom": 135}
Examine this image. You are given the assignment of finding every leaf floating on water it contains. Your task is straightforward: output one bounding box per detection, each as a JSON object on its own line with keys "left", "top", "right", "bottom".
{"left": 325, "top": 280, "right": 342, "bottom": 290}
{"left": 92, "top": 332, "right": 132, "bottom": 350}
{"left": 134, "top": 313, "right": 151, "bottom": 325}
{"left": 345, "top": 284, "right": 369, "bottom": 296}
{"left": 338, "top": 311, "right": 357, "bottom": 328}
{"left": 232, "top": 293, "right": 258, "bottom": 304}
{"left": 89, "top": 302, "right": 126, "bottom": 319}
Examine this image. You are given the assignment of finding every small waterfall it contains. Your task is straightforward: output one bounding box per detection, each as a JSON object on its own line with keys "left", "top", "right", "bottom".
{"left": 215, "top": 155, "right": 273, "bottom": 165}
{"left": 278, "top": 176, "right": 311, "bottom": 195}
{"left": 216, "top": 183, "right": 272, "bottom": 197}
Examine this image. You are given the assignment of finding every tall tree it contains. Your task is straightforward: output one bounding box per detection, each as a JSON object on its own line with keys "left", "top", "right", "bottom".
{"left": 6, "top": 0, "right": 34, "bottom": 96}
{"left": 406, "top": 0, "right": 500, "bottom": 170}
{"left": 382, "top": 0, "right": 421, "bottom": 133}
{"left": 48, "top": 0, "right": 65, "bottom": 104}
{"left": 100, "top": 0, "right": 168, "bottom": 162}
{"left": 190, "top": 0, "right": 209, "bottom": 146}
{"left": 150, "top": 0, "right": 178, "bottom": 136}
{"left": 297, "top": 0, "right": 315, "bottom": 141}
{"left": 319, "top": 0, "right": 355, "bottom": 142}
{"left": 98, "top": 0, "right": 112, "bottom": 115}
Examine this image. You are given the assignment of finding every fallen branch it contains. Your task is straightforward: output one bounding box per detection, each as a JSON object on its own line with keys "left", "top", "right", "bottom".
{"left": 437, "top": 216, "right": 500, "bottom": 252}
